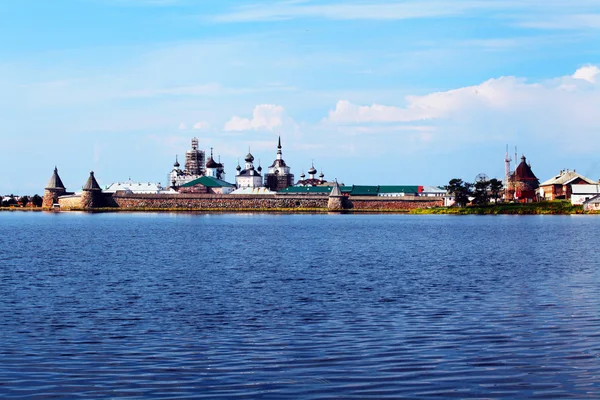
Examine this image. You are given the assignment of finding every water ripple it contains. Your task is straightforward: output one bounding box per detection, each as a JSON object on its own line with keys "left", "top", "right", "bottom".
{"left": 1, "top": 213, "right": 600, "bottom": 398}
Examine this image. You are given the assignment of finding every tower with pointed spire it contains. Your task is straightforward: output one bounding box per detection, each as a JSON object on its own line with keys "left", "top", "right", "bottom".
{"left": 81, "top": 171, "right": 104, "bottom": 209}
{"left": 43, "top": 167, "right": 67, "bottom": 208}
{"left": 264, "top": 136, "right": 294, "bottom": 191}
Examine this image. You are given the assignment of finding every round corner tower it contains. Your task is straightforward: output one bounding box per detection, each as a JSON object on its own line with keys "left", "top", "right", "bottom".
{"left": 43, "top": 167, "right": 67, "bottom": 208}
{"left": 81, "top": 171, "right": 103, "bottom": 209}
{"left": 327, "top": 180, "right": 345, "bottom": 211}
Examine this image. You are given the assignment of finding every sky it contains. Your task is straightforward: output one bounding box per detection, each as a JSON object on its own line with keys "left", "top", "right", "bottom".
{"left": 2, "top": 0, "right": 600, "bottom": 194}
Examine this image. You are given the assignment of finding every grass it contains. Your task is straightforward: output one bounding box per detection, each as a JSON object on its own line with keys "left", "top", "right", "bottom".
{"left": 0, "top": 207, "right": 43, "bottom": 212}
{"left": 411, "top": 201, "right": 584, "bottom": 215}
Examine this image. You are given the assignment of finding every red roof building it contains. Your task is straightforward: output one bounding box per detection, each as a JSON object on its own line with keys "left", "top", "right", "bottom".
{"left": 509, "top": 155, "right": 539, "bottom": 202}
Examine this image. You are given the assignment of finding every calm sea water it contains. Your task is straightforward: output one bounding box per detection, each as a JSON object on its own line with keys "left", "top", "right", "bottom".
{"left": 1, "top": 212, "right": 599, "bottom": 399}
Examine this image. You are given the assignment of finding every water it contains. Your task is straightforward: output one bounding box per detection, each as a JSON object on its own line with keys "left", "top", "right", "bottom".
{"left": 1, "top": 212, "right": 599, "bottom": 399}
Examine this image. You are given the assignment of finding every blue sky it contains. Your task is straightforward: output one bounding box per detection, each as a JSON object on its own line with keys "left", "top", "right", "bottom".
{"left": 2, "top": 0, "right": 600, "bottom": 193}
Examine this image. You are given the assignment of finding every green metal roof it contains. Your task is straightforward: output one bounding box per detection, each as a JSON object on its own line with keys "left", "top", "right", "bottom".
{"left": 378, "top": 185, "right": 420, "bottom": 194}
{"left": 278, "top": 186, "right": 335, "bottom": 194}
{"left": 278, "top": 185, "right": 420, "bottom": 195}
{"left": 180, "top": 176, "right": 235, "bottom": 188}
{"left": 348, "top": 185, "right": 378, "bottom": 195}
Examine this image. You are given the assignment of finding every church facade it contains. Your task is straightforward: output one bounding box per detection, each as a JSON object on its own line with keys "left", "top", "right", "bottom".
{"left": 169, "top": 138, "right": 229, "bottom": 188}
{"left": 235, "top": 152, "right": 263, "bottom": 189}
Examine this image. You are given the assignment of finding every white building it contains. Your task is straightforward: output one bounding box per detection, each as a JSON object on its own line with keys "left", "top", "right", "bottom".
{"left": 230, "top": 187, "right": 276, "bottom": 195}
{"left": 584, "top": 195, "right": 600, "bottom": 211}
{"left": 235, "top": 152, "right": 263, "bottom": 189}
{"left": 169, "top": 155, "right": 203, "bottom": 188}
{"left": 421, "top": 186, "right": 447, "bottom": 197}
{"left": 104, "top": 181, "right": 168, "bottom": 194}
{"left": 168, "top": 140, "right": 229, "bottom": 188}
{"left": 571, "top": 184, "right": 600, "bottom": 205}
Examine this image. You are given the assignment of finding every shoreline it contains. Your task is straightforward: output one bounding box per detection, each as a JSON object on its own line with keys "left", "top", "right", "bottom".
{"left": 2, "top": 205, "right": 596, "bottom": 215}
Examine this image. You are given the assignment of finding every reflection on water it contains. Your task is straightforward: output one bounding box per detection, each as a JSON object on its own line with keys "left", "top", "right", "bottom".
{"left": 1, "top": 212, "right": 599, "bottom": 398}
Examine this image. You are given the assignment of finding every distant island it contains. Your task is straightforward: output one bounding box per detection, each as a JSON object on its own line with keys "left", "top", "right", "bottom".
{"left": 2, "top": 138, "right": 599, "bottom": 214}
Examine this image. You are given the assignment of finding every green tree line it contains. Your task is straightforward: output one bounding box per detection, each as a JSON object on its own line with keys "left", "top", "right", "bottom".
{"left": 445, "top": 178, "right": 503, "bottom": 207}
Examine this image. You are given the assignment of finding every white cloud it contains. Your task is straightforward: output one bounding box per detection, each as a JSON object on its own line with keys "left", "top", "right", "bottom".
{"left": 178, "top": 122, "right": 187, "bottom": 130}
{"left": 193, "top": 121, "right": 210, "bottom": 130}
{"left": 573, "top": 65, "right": 600, "bottom": 83}
{"left": 324, "top": 66, "right": 600, "bottom": 151}
{"left": 224, "top": 104, "right": 287, "bottom": 131}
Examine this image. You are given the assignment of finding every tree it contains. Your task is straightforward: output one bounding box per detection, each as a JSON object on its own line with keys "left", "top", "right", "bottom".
{"left": 31, "top": 194, "right": 43, "bottom": 207}
{"left": 2, "top": 195, "right": 16, "bottom": 207}
{"left": 472, "top": 180, "right": 490, "bottom": 205}
{"left": 446, "top": 178, "right": 473, "bottom": 207}
{"left": 20, "top": 196, "right": 29, "bottom": 207}
{"left": 489, "top": 178, "right": 503, "bottom": 203}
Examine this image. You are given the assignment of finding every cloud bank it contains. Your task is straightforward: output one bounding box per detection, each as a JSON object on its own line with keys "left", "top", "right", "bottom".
{"left": 224, "top": 104, "right": 288, "bottom": 131}
{"left": 324, "top": 66, "right": 600, "bottom": 152}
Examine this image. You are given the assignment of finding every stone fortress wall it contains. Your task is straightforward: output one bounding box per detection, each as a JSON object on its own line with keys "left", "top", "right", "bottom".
{"left": 56, "top": 195, "right": 84, "bottom": 210}
{"left": 106, "top": 193, "right": 443, "bottom": 211}
{"left": 52, "top": 191, "right": 443, "bottom": 211}
{"left": 347, "top": 196, "right": 443, "bottom": 210}
{"left": 111, "top": 193, "right": 328, "bottom": 210}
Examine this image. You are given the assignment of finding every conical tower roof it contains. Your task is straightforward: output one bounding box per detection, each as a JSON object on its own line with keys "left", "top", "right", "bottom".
{"left": 515, "top": 155, "right": 539, "bottom": 182}
{"left": 329, "top": 179, "right": 342, "bottom": 197}
{"left": 83, "top": 171, "right": 102, "bottom": 191}
{"left": 46, "top": 167, "right": 65, "bottom": 190}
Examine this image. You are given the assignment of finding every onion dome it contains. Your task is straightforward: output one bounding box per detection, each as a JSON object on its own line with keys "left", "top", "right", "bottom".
{"left": 206, "top": 157, "right": 219, "bottom": 168}
{"left": 245, "top": 153, "right": 254, "bottom": 163}
{"left": 319, "top": 171, "right": 324, "bottom": 179}
{"left": 257, "top": 165, "right": 262, "bottom": 172}
{"left": 173, "top": 156, "right": 180, "bottom": 168}
{"left": 300, "top": 172, "right": 306, "bottom": 179}
{"left": 236, "top": 164, "right": 241, "bottom": 171}
{"left": 308, "top": 165, "right": 317, "bottom": 175}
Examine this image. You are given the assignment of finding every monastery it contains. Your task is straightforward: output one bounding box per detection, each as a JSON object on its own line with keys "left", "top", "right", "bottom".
{"left": 42, "top": 137, "right": 443, "bottom": 212}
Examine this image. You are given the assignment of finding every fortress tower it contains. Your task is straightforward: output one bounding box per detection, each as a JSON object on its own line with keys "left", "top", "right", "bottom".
{"left": 81, "top": 171, "right": 103, "bottom": 209}
{"left": 43, "top": 167, "right": 67, "bottom": 208}
{"left": 327, "top": 180, "right": 345, "bottom": 211}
